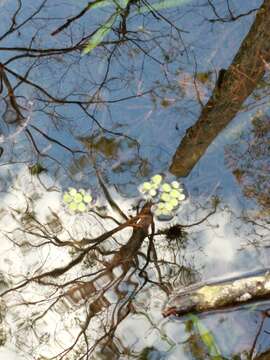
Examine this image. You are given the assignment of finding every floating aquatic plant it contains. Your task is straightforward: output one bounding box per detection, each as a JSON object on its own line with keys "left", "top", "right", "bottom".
{"left": 138, "top": 175, "right": 186, "bottom": 220}
{"left": 138, "top": 174, "right": 163, "bottom": 199}
{"left": 63, "top": 188, "right": 93, "bottom": 213}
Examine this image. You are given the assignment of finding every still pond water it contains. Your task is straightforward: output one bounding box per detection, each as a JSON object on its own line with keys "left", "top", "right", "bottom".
{"left": 0, "top": 0, "right": 269, "bottom": 359}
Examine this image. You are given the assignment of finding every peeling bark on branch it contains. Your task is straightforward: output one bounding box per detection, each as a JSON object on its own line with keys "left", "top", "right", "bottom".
{"left": 170, "top": 0, "right": 270, "bottom": 177}
{"left": 163, "top": 270, "right": 270, "bottom": 317}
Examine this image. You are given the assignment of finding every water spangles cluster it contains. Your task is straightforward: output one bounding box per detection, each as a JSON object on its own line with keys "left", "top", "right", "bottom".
{"left": 63, "top": 187, "right": 93, "bottom": 213}
{"left": 62, "top": 175, "right": 186, "bottom": 220}
{"left": 138, "top": 174, "right": 186, "bottom": 220}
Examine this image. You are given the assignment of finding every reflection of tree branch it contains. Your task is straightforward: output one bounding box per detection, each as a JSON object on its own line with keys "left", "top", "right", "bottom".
{"left": 0, "top": 63, "right": 25, "bottom": 123}
{"left": 170, "top": 0, "right": 270, "bottom": 176}
{"left": 24, "top": 128, "right": 42, "bottom": 155}
{"left": 156, "top": 199, "right": 218, "bottom": 237}
{"left": 241, "top": 216, "right": 270, "bottom": 232}
{"left": 94, "top": 165, "right": 129, "bottom": 220}
{"left": 1, "top": 194, "right": 199, "bottom": 358}
{"left": 29, "top": 124, "right": 86, "bottom": 154}
{"left": 51, "top": 0, "right": 104, "bottom": 36}
{"left": 208, "top": 0, "right": 259, "bottom": 23}
{"left": 0, "top": 0, "right": 47, "bottom": 42}
{"left": 249, "top": 310, "right": 268, "bottom": 359}
{"left": 141, "top": 0, "right": 188, "bottom": 34}
{"left": 79, "top": 103, "right": 140, "bottom": 146}
{"left": 125, "top": 37, "right": 164, "bottom": 65}
{"left": 1, "top": 203, "right": 152, "bottom": 297}
{"left": 4, "top": 63, "right": 151, "bottom": 105}
{"left": 35, "top": 203, "right": 152, "bottom": 358}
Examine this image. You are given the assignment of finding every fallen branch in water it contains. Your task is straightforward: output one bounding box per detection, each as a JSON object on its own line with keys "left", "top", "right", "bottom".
{"left": 163, "top": 269, "right": 270, "bottom": 317}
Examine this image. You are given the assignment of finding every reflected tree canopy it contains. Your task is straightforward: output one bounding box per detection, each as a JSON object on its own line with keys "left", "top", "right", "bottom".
{"left": 0, "top": 0, "right": 270, "bottom": 359}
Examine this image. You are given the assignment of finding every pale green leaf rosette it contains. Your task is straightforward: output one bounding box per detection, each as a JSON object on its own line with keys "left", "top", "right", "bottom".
{"left": 170, "top": 189, "right": 180, "bottom": 198}
{"left": 154, "top": 202, "right": 173, "bottom": 219}
{"left": 164, "top": 202, "right": 174, "bottom": 212}
{"left": 171, "top": 181, "right": 180, "bottom": 189}
{"left": 68, "top": 202, "right": 78, "bottom": 212}
{"left": 156, "top": 180, "right": 186, "bottom": 220}
{"left": 149, "top": 189, "right": 157, "bottom": 197}
{"left": 69, "top": 188, "right": 77, "bottom": 196}
{"left": 138, "top": 175, "right": 187, "bottom": 220}
{"left": 83, "top": 194, "right": 92, "bottom": 204}
{"left": 74, "top": 193, "right": 83, "bottom": 203}
{"left": 155, "top": 202, "right": 169, "bottom": 217}
{"left": 77, "top": 203, "right": 86, "bottom": 212}
{"left": 63, "top": 187, "right": 94, "bottom": 213}
{"left": 161, "top": 183, "right": 171, "bottom": 192}
{"left": 177, "top": 193, "right": 185, "bottom": 201}
{"left": 157, "top": 202, "right": 165, "bottom": 210}
{"left": 169, "top": 198, "right": 179, "bottom": 208}
{"left": 74, "top": 193, "right": 83, "bottom": 204}
{"left": 160, "top": 193, "right": 170, "bottom": 202}
{"left": 151, "top": 183, "right": 159, "bottom": 190}
{"left": 138, "top": 176, "right": 162, "bottom": 200}
{"left": 170, "top": 188, "right": 185, "bottom": 201}
{"left": 142, "top": 182, "right": 152, "bottom": 191}
{"left": 63, "top": 193, "right": 72, "bottom": 204}
{"left": 151, "top": 174, "right": 162, "bottom": 185}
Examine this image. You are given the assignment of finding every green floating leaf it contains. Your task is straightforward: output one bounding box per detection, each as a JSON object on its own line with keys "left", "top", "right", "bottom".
{"left": 170, "top": 189, "right": 185, "bottom": 201}
{"left": 170, "top": 189, "right": 180, "bottom": 198}
{"left": 142, "top": 182, "right": 152, "bottom": 191}
{"left": 164, "top": 202, "right": 174, "bottom": 211}
{"left": 78, "top": 203, "right": 86, "bottom": 212}
{"left": 171, "top": 180, "right": 180, "bottom": 189}
{"left": 151, "top": 174, "right": 162, "bottom": 184}
{"left": 168, "top": 198, "right": 178, "bottom": 208}
{"left": 74, "top": 193, "right": 83, "bottom": 203}
{"left": 82, "top": 12, "right": 119, "bottom": 55}
{"left": 188, "top": 314, "right": 223, "bottom": 360}
{"left": 161, "top": 183, "right": 171, "bottom": 192}
{"left": 64, "top": 187, "right": 93, "bottom": 213}
{"left": 160, "top": 193, "right": 170, "bottom": 202}
{"left": 68, "top": 202, "right": 78, "bottom": 212}
{"left": 63, "top": 193, "right": 72, "bottom": 204}
{"left": 148, "top": 189, "right": 157, "bottom": 197}
{"left": 69, "top": 188, "right": 77, "bottom": 196}
{"left": 177, "top": 193, "right": 185, "bottom": 201}
{"left": 83, "top": 194, "right": 92, "bottom": 203}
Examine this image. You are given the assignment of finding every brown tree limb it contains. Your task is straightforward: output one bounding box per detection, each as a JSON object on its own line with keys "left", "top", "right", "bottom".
{"left": 170, "top": 0, "right": 270, "bottom": 177}
{"left": 163, "top": 269, "right": 270, "bottom": 317}
{"left": 0, "top": 63, "right": 25, "bottom": 123}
